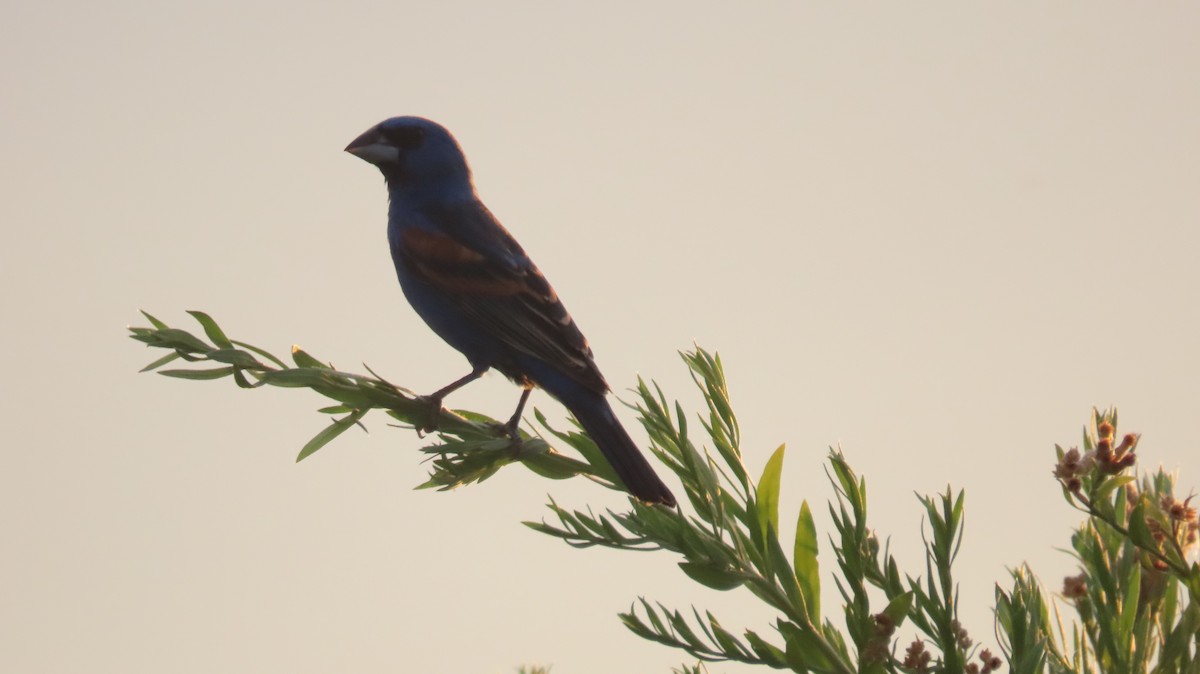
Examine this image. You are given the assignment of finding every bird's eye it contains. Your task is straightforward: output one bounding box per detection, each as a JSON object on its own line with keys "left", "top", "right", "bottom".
{"left": 388, "top": 126, "right": 427, "bottom": 151}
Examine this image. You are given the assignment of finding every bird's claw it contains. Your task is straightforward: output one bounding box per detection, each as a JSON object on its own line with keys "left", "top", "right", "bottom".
{"left": 483, "top": 419, "right": 522, "bottom": 442}
{"left": 413, "top": 395, "right": 445, "bottom": 436}
{"left": 503, "top": 422, "right": 522, "bottom": 442}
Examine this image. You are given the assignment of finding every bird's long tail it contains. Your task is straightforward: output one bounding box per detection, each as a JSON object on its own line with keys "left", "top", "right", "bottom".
{"left": 568, "top": 395, "right": 677, "bottom": 507}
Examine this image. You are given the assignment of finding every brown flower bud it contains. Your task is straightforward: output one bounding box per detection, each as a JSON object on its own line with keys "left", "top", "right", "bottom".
{"left": 903, "top": 641, "right": 930, "bottom": 672}
{"left": 980, "top": 649, "right": 1003, "bottom": 674}
{"left": 1062, "top": 573, "right": 1087, "bottom": 599}
{"left": 1115, "top": 433, "right": 1137, "bottom": 455}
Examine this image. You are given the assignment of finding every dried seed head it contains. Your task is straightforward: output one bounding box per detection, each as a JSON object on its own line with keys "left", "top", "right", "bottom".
{"left": 1115, "top": 433, "right": 1138, "bottom": 455}
{"left": 951, "top": 619, "right": 973, "bottom": 650}
{"left": 873, "top": 612, "right": 896, "bottom": 637}
{"left": 902, "top": 641, "right": 931, "bottom": 673}
{"left": 979, "top": 649, "right": 1003, "bottom": 674}
{"left": 1062, "top": 573, "right": 1087, "bottom": 599}
{"left": 1167, "top": 495, "right": 1198, "bottom": 524}
{"left": 1054, "top": 448, "right": 1082, "bottom": 477}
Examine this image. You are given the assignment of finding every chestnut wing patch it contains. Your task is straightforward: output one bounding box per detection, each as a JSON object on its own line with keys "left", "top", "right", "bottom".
{"left": 401, "top": 228, "right": 525, "bottom": 295}
{"left": 399, "top": 227, "right": 608, "bottom": 394}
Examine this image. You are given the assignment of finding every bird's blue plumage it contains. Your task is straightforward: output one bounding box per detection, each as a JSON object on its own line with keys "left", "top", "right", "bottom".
{"left": 346, "top": 116, "right": 676, "bottom": 506}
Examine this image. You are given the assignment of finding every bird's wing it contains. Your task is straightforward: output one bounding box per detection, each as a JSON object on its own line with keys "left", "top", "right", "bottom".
{"left": 398, "top": 201, "right": 609, "bottom": 394}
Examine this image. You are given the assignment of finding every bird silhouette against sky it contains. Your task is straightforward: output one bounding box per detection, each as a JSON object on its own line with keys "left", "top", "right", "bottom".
{"left": 345, "top": 116, "right": 676, "bottom": 507}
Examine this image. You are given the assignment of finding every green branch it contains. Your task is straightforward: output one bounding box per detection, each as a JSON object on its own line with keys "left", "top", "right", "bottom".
{"left": 131, "top": 311, "right": 1200, "bottom": 674}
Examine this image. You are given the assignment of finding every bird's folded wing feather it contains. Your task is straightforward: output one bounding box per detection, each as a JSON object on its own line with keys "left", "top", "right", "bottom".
{"left": 398, "top": 203, "right": 608, "bottom": 394}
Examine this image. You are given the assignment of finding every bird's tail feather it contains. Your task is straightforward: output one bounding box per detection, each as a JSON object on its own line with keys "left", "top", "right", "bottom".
{"left": 570, "top": 398, "right": 677, "bottom": 507}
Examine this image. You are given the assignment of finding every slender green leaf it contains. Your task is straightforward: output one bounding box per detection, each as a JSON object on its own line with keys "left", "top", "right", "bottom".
{"left": 291, "top": 346, "right": 331, "bottom": 370}
{"left": 296, "top": 408, "right": 368, "bottom": 461}
{"left": 666, "top": 608, "right": 704, "bottom": 649}
{"left": 256, "top": 368, "right": 335, "bottom": 387}
{"left": 794, "top": 499, "right": 820, "bottom": 623}
{"left": 744, "top": 630, "right": 788, "bottom": 667}
{"left": 1095, "top": 475, "right": 1137, "bottom": 504}
{"left": 780, "top": 621, "right": 835, "bottom": 673}
{"left": 154, "top": 328, "right": 213, "bottom": 353}
{"left": 881, "top": 591, "right": 913, "bottom": 626}
{"left": 206, "top": 348, "right": 262, "bottom": 368}
{"left": 1116, "top": 561, "right": 1141, "bottom": 646}
{"left": 139, "top": 350, "right": 181, "bottom": 372}
{"left": 756, "top": 444, "right": 786, "bottom": 541}
{"left": 230, "top": 339, "right": 288, "bottom": 369}
{"left": 187, "top": 310, "right": 233, "bottom": 348}
{"left": 317, "top": 405, "right": 353, "bottom": 414}
{"left": 159, "top": 367, "right": 234, "bottom": 380}
{"left": 231, "top": 367, "right": 260, "bottom": 389}
{"left": 139, "top": 310, "right": 169, "bottom": 330}
{"left": 678, "top": 562, "right": 745, "bottom": 591}
{"left": 707, "top": 614, "right": 748, "bottom": 657}
{"left": 1127, "top": 502, "right": 1157, "bottom": 552}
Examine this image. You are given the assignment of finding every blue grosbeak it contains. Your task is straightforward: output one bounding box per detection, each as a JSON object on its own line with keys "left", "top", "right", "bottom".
{"left": 345, "top": 116, "right": 676, "bottom": 507}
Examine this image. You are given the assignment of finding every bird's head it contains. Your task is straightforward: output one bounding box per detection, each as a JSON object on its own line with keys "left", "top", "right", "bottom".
{"left": 345, "top": 116, "right": 471, "bottom": 190}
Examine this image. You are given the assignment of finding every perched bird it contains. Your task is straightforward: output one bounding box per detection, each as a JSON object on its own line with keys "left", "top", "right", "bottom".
{"left": 345, "top": 116, "right": 677, "bottom": 507}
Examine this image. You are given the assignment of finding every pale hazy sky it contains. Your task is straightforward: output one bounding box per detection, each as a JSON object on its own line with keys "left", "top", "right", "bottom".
{"left": 3, "top": 2, "right": 1198, "bottom": 672}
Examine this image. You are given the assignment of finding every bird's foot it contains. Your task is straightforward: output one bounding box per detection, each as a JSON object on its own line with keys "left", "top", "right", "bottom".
{"left": 498, "top": 406, "right": 526, "bottom": 442}
{"left": 413, "top": 395, "right": 446, "bottom": 436}
{"left": 497, "top": 387, "right": 531, "bottom": 443}
{"left": 481, "top": 418, "right": 522, "bottom": 443}
{"left": 501, "top": 419, "right": 522, "bottom": 441}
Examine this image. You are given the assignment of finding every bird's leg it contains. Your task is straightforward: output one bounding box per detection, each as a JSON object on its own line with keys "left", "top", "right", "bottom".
{"left": 429, "top": 367, "right": 488, "bottom": 401}
{"left": 503, "top": 385, "right": 534, "bottom": 439}
{"left": 417, "top": 366, "right": 488, "bottom": 432}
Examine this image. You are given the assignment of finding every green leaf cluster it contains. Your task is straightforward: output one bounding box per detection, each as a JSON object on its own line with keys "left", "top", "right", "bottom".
{"left": 130, "top": 311, "right": 596, "bottom": 487}
{"left": 132, "top": 313, "right": 1200, "bottom": 674}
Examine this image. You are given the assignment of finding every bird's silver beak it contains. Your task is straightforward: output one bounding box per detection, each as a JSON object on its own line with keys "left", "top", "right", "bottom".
{"left": 344, "top": 127, "right": 400, "bottom": 165}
